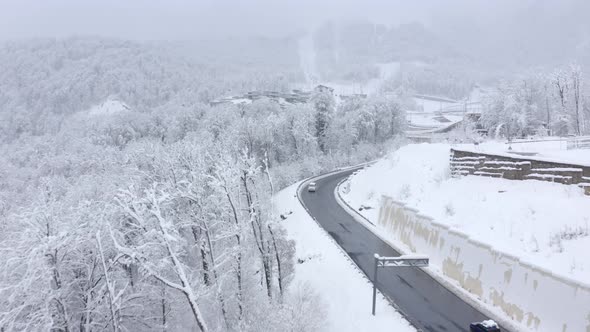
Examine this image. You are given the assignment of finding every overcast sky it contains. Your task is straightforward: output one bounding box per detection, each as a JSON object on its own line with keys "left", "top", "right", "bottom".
{"left": 0, "top": 0, "right": 585, "bottom": 42}
{"left": 0, "top": 0, "right": 526, "bottom": 41}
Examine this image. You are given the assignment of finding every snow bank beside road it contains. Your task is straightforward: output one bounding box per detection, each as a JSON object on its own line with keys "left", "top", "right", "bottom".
{"left": 343, "top": 143, "right": 590, "bottom": 284}
{"left": 462, "top": 138, "right": 590, "bottom": 166}
{"left": 274, "top": 182, "right": 415, "bottom": 332}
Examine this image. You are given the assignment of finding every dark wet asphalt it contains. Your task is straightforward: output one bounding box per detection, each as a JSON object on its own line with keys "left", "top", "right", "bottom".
{"left": 300, "top": 168, "right": 500, "bottom": 332}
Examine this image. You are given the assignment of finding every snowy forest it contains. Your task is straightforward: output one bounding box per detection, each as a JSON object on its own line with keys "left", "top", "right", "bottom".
{"left": 1, "top": 0, "right": 590, "bottom": 331}
{"left": 0, "top": 37, "right": 405, "bottom": 331}
{"left": 479, "top": 64, "right": 590, "bottom": 138}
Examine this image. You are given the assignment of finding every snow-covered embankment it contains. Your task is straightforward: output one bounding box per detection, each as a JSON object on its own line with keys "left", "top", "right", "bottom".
{"left": 341, "top": 143, "right": 590, "bottom": 332}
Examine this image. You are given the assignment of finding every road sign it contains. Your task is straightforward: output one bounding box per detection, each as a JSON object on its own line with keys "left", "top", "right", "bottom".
{"left": 377, "top": 254, "right": 429, "bottom": 268}
{"left": 372, "top": 253, "right": 429, "bottom": 316}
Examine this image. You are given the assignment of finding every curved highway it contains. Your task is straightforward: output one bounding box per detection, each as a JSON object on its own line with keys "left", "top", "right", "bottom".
{"left": 299, "top": 168, "right": 503, "bottom": 332}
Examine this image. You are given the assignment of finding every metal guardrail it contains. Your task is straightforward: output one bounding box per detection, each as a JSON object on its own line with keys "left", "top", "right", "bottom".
{"left": 502, "top": 136, "right": 590, "bottom": 150}
{"left": 567, "top": 136, "right": 590, "bottom": 150}
{"left": 506, "top": 137, "right": 568, "bottom": 145}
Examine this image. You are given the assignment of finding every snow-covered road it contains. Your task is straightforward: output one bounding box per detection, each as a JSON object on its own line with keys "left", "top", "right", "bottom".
{"left": 274, "top": 181, "right": 415, "bottom": 332}
{"left": 292, "top": 169, "right": 501, "bottom": 332}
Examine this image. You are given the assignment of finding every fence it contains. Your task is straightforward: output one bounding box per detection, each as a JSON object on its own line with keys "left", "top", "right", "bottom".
{"left": 566, "top": 136, "right": 590, "bottom": 150}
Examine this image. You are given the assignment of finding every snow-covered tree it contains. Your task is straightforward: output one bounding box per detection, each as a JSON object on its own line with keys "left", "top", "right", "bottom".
{"left": 311, "top": 89, "right": 335, "bottom": 153}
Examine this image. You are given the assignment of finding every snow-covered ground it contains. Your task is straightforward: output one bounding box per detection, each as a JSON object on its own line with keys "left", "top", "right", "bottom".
{"left": 407, "top": 97, "right": 470, "bottom": 132}
{"left": 342, "top": 143, "right": 590, "bottom": 284}
{"left": 460, "top": 138, "right": 590, "bottom": 166}
{"left": 407, "top": 112, "right": 463, "bottom": 130}
{"left": 274, "top": 182, "right": 416, "bottom": 332}
{"left": 86, "top": 98, "right": 130, "bottom": 116}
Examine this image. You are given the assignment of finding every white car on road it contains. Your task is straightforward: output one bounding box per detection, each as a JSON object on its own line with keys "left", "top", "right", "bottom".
{"left": 307, "top": 182, "right": 317, "bottom": 192}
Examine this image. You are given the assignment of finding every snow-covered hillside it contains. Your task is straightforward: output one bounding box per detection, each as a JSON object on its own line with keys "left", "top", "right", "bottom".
{"left": 297, "top": 33, "right": 400, "bottom": 97}
{"left": 86, "top": 99, "right": 130, "bottom": 116}
{"left": 342, "top": 143, "right": 590, "bottom": 283}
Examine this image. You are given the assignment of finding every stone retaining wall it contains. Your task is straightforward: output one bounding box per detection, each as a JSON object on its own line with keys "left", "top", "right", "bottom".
{"left": 451, "top": 149, "right": 590, "bottom": 194}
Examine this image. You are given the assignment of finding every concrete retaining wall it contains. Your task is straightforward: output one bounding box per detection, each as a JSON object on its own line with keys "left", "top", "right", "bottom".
{"left": 378, "top": 196, "right": 590, "bottom": 332}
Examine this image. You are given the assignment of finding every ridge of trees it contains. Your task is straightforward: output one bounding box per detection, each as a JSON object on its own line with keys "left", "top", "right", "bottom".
{"left": 0, "top": 37, "right": 406, "bottom": 331}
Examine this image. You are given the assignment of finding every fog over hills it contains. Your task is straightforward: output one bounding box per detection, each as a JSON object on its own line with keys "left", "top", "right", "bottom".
{"left": 1, "top": 1, "right": 589, "bottom": 331}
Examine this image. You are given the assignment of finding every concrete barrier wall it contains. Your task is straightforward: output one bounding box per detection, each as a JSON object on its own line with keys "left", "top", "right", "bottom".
{"left": 378, "top": 196, "right": 590, "bottom": 332}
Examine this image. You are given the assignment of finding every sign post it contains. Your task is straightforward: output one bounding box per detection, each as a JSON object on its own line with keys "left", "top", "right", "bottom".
{"left": 371, "top": 253, "right": 429, "bottom": 316}
{"left": 372, "top": 254, "right": 379, "bottom": 315}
